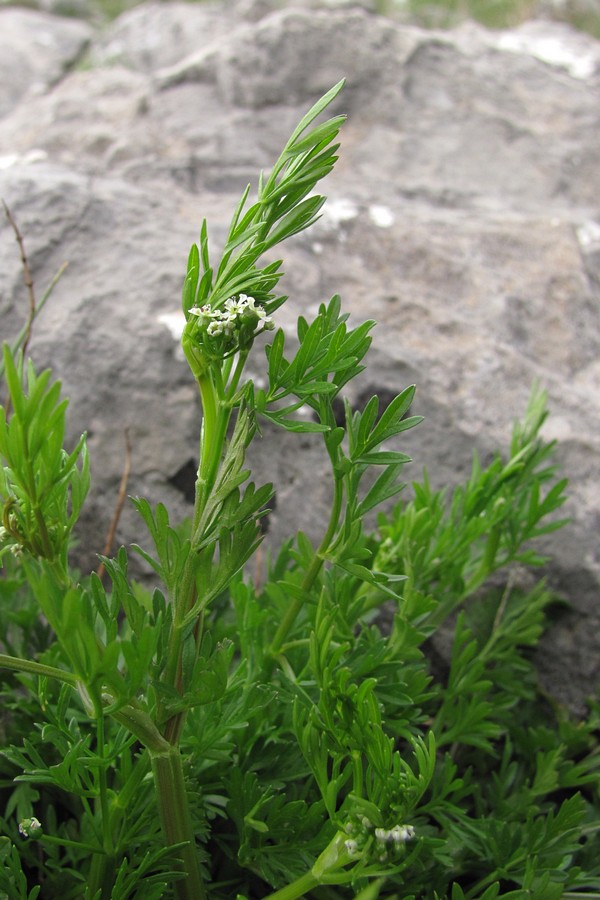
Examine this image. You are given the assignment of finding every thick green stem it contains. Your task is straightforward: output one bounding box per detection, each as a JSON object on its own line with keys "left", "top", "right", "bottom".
{"left": 161, "top": 367, "right": 231, "bottom": 737}
{"left": 196, "top": 370, "right": 231, "bottom": 522}
{"left": 265, "top": 870, "right": 320, "bottom": 900}
{"left": 88, "top": 851, "right": 115, "bottom": 900}
{"left": 150, "top": 746, "right": 207, "bottom": 900}
{"left": 86, "top": 699, "right": 115, "bottom": 898}
{"left": 151, "top": 354, "right": 245, "bottom": 895}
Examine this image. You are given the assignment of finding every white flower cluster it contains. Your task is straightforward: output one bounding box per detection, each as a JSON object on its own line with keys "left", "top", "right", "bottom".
{"left": 375, "top": 824, "right": 415, "bottom": 846}
{"left": 189, "top": 294, "right": 274, "bottom": 338}
{"left": 19, "top": 816, "right": 42, "bottom": 838}
{"left": 342, "top": 816, "right": 415, "bottom": 858}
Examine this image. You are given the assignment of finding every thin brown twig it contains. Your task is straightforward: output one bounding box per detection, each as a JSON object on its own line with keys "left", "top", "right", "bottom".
{"left": 3, "top": 199, "right": 36, "bottom": 359}
{"left": 97, "top": 428, "right": 133, "bottom": 580}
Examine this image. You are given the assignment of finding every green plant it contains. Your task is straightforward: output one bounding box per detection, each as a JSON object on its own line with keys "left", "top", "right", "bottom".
{"left": 1, "top": 81, "right": 599, "bottom": 899}
{"left": 378, "top": 0, "right": 600, "bottom": 38}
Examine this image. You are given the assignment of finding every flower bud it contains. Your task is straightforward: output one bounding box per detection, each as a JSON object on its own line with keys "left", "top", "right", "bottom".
{"left": 19, "top": 817, "right": 42, "bottom": 838}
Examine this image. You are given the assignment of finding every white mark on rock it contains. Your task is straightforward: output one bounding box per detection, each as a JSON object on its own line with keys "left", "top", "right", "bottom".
{"left": 497, "top": 30, "right": 597, "bottom": 80}
{"left": 577, "top": 221, "right": 600, "bottom": 252}
{"left": 0, "top": 149, "right": 47, "bottom": 169}
{"left": 158, "top": 311, "right": 186, "bottom": 340}
{"left": 369, "top": 204, "right": 395, "bottom": 228}
{"left": 0, "top": 155, "right": 19, "bottom": 170}
{"left": 320, "top": 197, "right": 359, "bottom": 229}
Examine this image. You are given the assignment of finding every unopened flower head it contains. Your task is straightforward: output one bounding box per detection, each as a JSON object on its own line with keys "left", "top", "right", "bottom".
{"left": 344, "top": 838, "right": 359, "bottom": 855}
{"left": 19, "top": 817, "right": 42, "bottom": 838}
{"left": 390, "top": 824, "right": 415, "bottom": 844}
{"left": 375, "top": 823, "right": 416, "bottom": 851}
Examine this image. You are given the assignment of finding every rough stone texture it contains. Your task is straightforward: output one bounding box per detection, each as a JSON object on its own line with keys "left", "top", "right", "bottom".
{"left": 0, "top": 8, "right": 92, "bottom": 118}
{"left": 1, "top": 0, "right": 599, "bottom": 711}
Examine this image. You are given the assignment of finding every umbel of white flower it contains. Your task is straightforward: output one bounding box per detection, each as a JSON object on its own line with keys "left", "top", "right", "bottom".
{"left": 342, "top": 816, "right": 416, "bottom": 861}
{"left": 182, "top": 293, "right": 275, "bottom": 378}
{"left": 191, "top": 294, "right": 273, "bottom": 346}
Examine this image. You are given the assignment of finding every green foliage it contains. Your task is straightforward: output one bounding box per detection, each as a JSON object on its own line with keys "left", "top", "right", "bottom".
{"left": 381, "top": 0, "right": 600, "bottom": 37}
{"left": 1, "top": 82, "right": 599, "bottom": 900}
{"left": 0, "top": 346, "right": 89, "bottom": 569}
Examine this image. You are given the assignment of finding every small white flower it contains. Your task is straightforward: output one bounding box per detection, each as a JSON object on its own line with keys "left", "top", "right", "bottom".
{"left": 0, "top": 526, "right": 8, "bottom": 542}
{"left": 189, "top": 304, "right": 214, "bottom": 318}
{"left": 344, "top": 839, "right": 358, "bottom": 855}
{"left": 224, "top": 297, "right": 245, "bottom": 317}
{"left": 207, "top": 320, "right": 224, "bottom": 337}
{"left": 361, "top": 816, "right": 372, "bottom": 829}
{"left": 390, "top": 824, "right": 415, "bottom": 845}
{"left": 375, "top": 827, "right": 389, "bottom": 842}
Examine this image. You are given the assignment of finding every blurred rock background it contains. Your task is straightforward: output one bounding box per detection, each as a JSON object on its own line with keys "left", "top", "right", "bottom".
{"left": 0, "top": 0, "right": 599, "bottom": 710}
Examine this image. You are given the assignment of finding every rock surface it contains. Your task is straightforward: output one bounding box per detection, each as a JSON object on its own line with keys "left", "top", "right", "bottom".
{"left": 1, "top": 0, "right": 599, "bottom": 710}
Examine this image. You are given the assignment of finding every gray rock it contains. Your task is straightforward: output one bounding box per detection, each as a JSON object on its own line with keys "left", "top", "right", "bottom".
{"left": 0, "top": 8, "right": 91, "bottom": 118}
{"left": 1, "top": 0, "right": 599, "bottom": 711}
{"left": 89, "top": 0, "right": 238, "bottom": 71}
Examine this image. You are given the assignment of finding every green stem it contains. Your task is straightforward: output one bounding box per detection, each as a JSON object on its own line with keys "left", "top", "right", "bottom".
{"left": 196, "top": 370, "right": 231, "bottom": 523}
{"left": 266, "top": 473, "right": 344, "bottom": 668}
{"left": 151, "top": 355, "right": 246, "bottom": 896}
{"left": 88, "top": 712, "right": 115, "bottom": 900}
{"left": 40, "top": 834, "right": 102, "bottom": 854}
{"left": 111, "top": 751, "right": 151, "bottom": 842}
{"left": 88, "top": 851, "right": 115, "bottom": 900}
{"left": 150, "top": 745, "right": 207, "bottom": 900}
{"left": 0, "top": 653, "right": 77, "bottom": 685}
{"left": 161, "top": 367, "right": 232, "bottom": 735}
{"left": 225, "top": 350, "right": 248, "bottom": 400}
{"left": 109, "top": 701, "right": 171, "bottom": 754}
{"left": 265, "top": 870, "right": 320, "bottom": 900}
{"left": 85, "top": 693, "right": 115, "bottom": 900}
